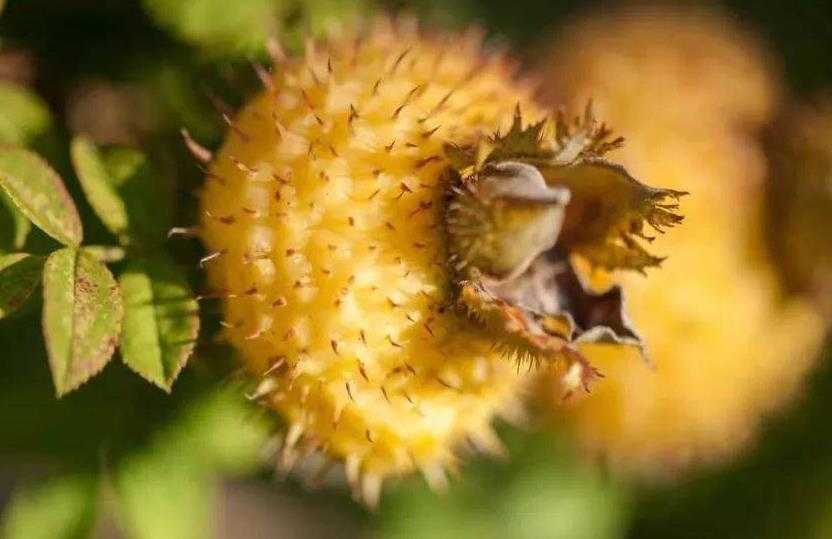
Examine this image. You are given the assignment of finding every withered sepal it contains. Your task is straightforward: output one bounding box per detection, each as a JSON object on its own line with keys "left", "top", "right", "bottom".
{"left": 442, "top": 105, "right": 681, "bottom": 389}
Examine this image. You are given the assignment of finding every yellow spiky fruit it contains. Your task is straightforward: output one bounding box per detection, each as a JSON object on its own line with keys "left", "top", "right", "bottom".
{"left": 198, "top": 19, "right": 542, "bottom": 502}
{"left": 536, "top": 7, "right": 826, "bottom": 478}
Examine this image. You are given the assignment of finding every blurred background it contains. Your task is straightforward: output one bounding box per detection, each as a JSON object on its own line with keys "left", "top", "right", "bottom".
{"left": 1, "top": 0, "right": 831, "bottom": 537}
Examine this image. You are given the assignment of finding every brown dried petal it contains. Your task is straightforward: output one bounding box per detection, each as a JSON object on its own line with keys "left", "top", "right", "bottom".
{"left": 446, "top": 161, "right": 570, "bottom": 281}
{"left": 456, "top": 278, "right": 603, "bottom": 391}
{"left": 487, "top": 251, "right": 642, "bottom": 348}
{"left": 539, "top": 157, "right": 685, "bottom": 272}
{"left": 485, "top": 106, "right": 552, "bottom": 163}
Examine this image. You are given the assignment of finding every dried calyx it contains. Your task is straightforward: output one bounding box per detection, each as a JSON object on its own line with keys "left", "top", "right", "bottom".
{"left": 444, "top": 105, "right": 686, "bottom": 391}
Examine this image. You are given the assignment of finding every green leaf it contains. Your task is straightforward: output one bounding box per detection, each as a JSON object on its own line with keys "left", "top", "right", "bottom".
{"left": 0, "top": 189, "right": 30, "bottom": 252}
{"left": 161, "top": 385, "right": 272, "bottom": 474}
{"left": 70, "top": 136, "right": 130, "bottom": 241}
{"left": 81, "top": 245, "right": 126, "bottom": 264}
{"left": 142, "top": 0, "right": 281, "bottom": 54}
{"left": 71, "top": 140, "right": 171, "bottom": 248}
{"left": 0, "top": 253, "right": 44, "bottom": 319}
{"left": 498, "top": 463, "right": 629, "bottom": 539}
{"left": 70, "top": 138, "right": 172, "bottom": 247}
{"left": 120, "top": 254, "right": 199, "bottom": 391}
{"left": 280, "top": 0, "right": 368, "bottom": 50}
{"left": 117, "top": 451, "right": 214, "bottom": 539}
{"left": 151, "top": 63, "right": 221, "bottom": 142}
{"left": 0, "top": 475, "right": 97, "bottom": 539}
{"left": 0, "top": 146, "right": 83, "bottom": 247}
{"left": 107, "top": 147, "right": 174, "bottom": 246}
{"left": 381, "top": 431, "right": 630, "bottom": 539}
{"left": 0, "top": 82, "right": 52, "bottom": 146}
{"left": 42, "top": 248, "right": 123, "bottom": 397}
{"left": 114, "top": 385, "right": 271, "bottom": 539}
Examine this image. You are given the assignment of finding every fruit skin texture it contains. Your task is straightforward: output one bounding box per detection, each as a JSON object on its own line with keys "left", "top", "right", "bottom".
{"left": 199, "top": 19, "right": 542, "bottom": 498}
{"left": 538, "top": 7, "right": 826, "bottom": 478}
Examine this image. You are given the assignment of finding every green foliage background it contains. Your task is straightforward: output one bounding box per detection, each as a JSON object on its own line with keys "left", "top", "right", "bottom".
{"left": 0, "top": 0, "right": 830, "bottom": 538}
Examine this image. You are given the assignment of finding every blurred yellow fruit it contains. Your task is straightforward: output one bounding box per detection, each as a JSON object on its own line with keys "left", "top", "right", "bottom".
{"left": 537, "top": 7, "right": 826, "bottom": 478}
{"left": 199, "top": 19, "right": 541, "bottom": 503}
{"left": 766, "top": 95, "right": 832, "bottom": 318}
